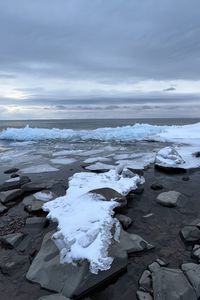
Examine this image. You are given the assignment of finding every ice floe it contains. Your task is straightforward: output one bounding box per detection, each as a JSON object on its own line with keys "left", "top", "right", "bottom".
{"left": 43, "top": 169, "right": 144, "bottom": 273}
{"left": 85, "top": 162, "right": 115, "bottom": 171}
{"left": 116, "top": 153, "right": 156, "bottom": 170}
{"left": 21, "top": 164, "right": 59, "bottom": 174}
{"left": 83, "top": 156, "right": 111, "bottom": 163}
{"left": 50, "top": 158, "right": 77, "bottom": 165}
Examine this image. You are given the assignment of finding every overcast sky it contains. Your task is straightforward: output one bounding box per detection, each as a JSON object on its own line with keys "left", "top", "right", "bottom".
{"left": 0, "top": 0, "right": 200, "bottom": 119}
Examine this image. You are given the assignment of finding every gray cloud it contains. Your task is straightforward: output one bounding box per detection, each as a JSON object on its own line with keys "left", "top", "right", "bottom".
{"left": 0, "top": 0, "right": 200, "bottom": 118}
{"left": 163, "top": 87, "right": 176, "bottom": 92}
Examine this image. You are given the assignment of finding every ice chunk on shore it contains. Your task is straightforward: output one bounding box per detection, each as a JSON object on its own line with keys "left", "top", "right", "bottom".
{"left": 116, "top": 153, "right": 156, "bottom": 170}
{"left": 43, "top": 169, "right": 144, "bottom": 273}
{"left": 155, "top": 146, "right": 200, "bottom": 169}
{"left": 84, "top": 157, "right": 111, "bottom": 163}
{"left": 155, "top": 146, "right": 185, "bottom": 168}
{"left": 85, "top": 162, "right": 115, "bottom": 171}
{"left": 34, "top": 191, "right": 54, "bottom": 201}
{"left": 21, "top": 164, "right": 59, "bottom": 174}
{"left": 50, "top": 158, "right": 77, "bottom": 165}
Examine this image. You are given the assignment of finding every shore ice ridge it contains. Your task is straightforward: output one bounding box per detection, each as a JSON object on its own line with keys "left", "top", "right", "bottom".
{"left": 1, "top": 122, "right": 200, "bottom": 144}
{"left": 43, "top": 168, "right": 144, "bottom": 274}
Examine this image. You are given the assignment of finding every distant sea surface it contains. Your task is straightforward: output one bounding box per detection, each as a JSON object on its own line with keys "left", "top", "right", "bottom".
{"left": 0, "top": 118, "right": 200, "bottom": 131}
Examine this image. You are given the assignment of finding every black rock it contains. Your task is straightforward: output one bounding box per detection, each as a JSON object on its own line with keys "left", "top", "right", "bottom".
{"left": 182, "top": 175, "right": 190, "bottom": 181}
{"left": 4, "top": 167, "right": 19, "bottom": 174}
{"left": 151, "top": 183, "right": 163, "bottom": 190}
{"left": 10, "top": 173, "right": 20, "bottom": 178}
{"left": 0, "top": 176, "right": 30, "bottom": 191}
{"left": 133, "top": 187, "right": 144, "bottom": 195}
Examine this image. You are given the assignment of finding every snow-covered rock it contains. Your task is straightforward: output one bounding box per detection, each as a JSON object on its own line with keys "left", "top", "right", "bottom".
{"left": 43, "top": 169, "right": 144, "bottom": 274}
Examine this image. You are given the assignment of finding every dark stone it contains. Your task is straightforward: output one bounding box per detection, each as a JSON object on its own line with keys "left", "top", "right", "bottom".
{"left": 22, "top": 182, "right": 47, "bottom": 192}
{"left": 132, "top": 187, "right": 144, "bottom": 195}
{"left": 10, "top": 173, "right": 20, "bottom": 178}
{"left": 150, "top": 183, "right": 163, "bottom": 190}
{"left": 0, "top": 232, "right": 24, "bottom": 248}
{"left": 182, "top": 175, "right": 190, "bottom": 181}
{"left": 192, "top": 245, "right": 200, "bottom": 262}
{"left": 25, "top": 217, "right": 48, "bottom": 229}
{"left": 136, "top": 291, "right": 153, "bottom": 300}
{"left": 0, "top": 203, "right": 7, "bottom": 213}
{"left": 152, "top": 267, "right": 196, "bottom": 300}
{"left": 182, "top": 263, "right": 200, "bottom": 297}
{"left": 38, "top": 295, "right": 70, "bottom": 300}
{"left": 156, "top": 191, "right": 181, "bottom": 207}
{"left": 115, "top": 214, "right": 132, "bottom": 229}
{"left": 4, "top": 167, "right": 19, "bottom": 174}
{"left": 139, "top": 270, "right": 152, "bottom": 292}
{"left": 180, "top": 225, "right": 200, "bottom": 243}
{"left": 0, "top": 176, "right": 30, "bottom": 191}
{"left": 194, "top": 151, "right": 200, "bottom": 158}
{"left": 0, "top": 251, "right": 30, "bottom": 276}
{"left": 0, "top": 188, "right": 23, "bottom": 204}
{"left": 89, "top": 188, "right": 127, "bottom": 206}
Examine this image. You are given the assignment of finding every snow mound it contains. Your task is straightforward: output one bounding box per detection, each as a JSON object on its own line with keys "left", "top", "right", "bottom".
{"left": 43, "top": 169, "right": 144, "bottom": 273}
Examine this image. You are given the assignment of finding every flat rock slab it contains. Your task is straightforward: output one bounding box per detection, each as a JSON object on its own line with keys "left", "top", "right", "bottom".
{"left": 0, "top": 176, "right": 30, "bottom": 191}
{"left": 25, "top": 217, "right": 47, "bottom": 229}
{"left": 182, "top": 263, "right": 200, "bottom": 297}
{"left": 0, "top": 232, "right": 24, "bottom": 248}
{"left": 0, "top": 202, "right": 7, "bottom": 213}
{"left": 156, "top": 191, "right": 181, "bottom": 207}
{"left": 26, "top": 231, "right": 127, "bottom": 298}
{"left": 23, "top": 195, "right": 44, "bottom": 212}
{"left": 38, "top": 295, "right": 70, "bottom": 300}
{"left": 152, "top": 267, "right": 196, "bottom": 300}
{"left": 0, "top": 189, "right": 23, "bottom": 204}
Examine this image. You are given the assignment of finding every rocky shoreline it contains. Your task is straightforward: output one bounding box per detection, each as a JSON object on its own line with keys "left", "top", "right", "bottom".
{"left": 1, "top": 158, "right": 200, "bottom": 300}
